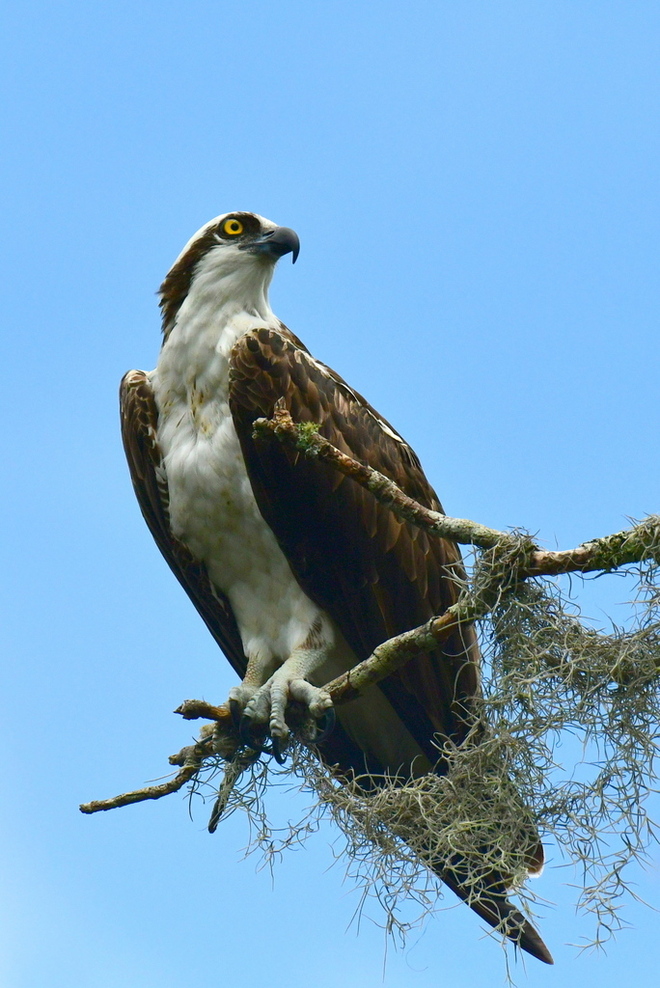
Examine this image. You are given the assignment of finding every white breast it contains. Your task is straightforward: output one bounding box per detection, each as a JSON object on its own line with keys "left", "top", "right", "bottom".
{"left": 151, "top": 308, "right": 330, "bottom": 667}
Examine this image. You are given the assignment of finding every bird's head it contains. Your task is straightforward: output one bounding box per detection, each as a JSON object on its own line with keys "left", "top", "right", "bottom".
{"left": 159, "top": 212, "right": 300, "bottom": 337}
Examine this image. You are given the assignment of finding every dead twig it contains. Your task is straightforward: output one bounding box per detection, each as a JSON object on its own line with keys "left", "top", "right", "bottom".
{"left": 79, "top": 735, "right": 215, "bottom": 814}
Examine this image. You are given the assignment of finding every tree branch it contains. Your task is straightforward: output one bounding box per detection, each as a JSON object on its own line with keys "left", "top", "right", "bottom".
{"left": 253, "top": 407, "right": 660, "bottom": 576}
{"left": 253, "top": 406, "right": 505, "bottom": 549}
{"left": 81, "top": 409, "right": 658, "bottom": 817}
{"left": 79, "top": 735, "right": 216, "bottom": 814}
{"left": 325, "top": 598, "right": 482, "bottom": 703}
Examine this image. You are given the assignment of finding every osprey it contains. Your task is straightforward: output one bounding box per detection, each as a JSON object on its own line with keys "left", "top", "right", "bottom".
{"left": 120, "top": 211, "right": 552, "bottom": 964}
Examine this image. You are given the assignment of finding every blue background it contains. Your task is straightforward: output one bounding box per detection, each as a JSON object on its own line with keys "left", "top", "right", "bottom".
{"left": 1, "top": 2, "right": 658, "bottom": 985}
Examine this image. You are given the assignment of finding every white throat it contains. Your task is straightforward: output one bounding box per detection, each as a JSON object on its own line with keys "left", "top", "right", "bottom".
{"left": 184, "top": 246, "right": 276, "bottom": 321}
{"left": 154, "top": 250, "right": 280, "bottom": 398}
{"left": 175, "top": 246, "right": 277, "bottom": 337}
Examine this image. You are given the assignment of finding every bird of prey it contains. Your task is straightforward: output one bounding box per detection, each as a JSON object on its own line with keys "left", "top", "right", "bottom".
{"left": 120, "top": 211, "right": 552, "bottom": 964}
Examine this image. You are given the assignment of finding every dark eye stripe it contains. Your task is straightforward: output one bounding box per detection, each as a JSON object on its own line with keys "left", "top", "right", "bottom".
{"left": 159, "top": 212, "right": 265, "bottom": 336}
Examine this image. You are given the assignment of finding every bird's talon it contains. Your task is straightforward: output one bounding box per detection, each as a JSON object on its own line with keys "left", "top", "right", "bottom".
{"left": 306, "top": 706, "right": 336, "bottom": 745}
{"left": 229, "top": 698, "right": 243, "bottom": 730}
{"left": 271, "top": 735, "right": 288, "bottom": 764}
{"left": 238, "top": 714, "right": 256, "bottom": 749}
{"left": 239, "top": 714, "right": 271, "bottom": 754}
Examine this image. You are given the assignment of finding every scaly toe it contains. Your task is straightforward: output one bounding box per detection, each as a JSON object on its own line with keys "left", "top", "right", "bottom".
{"left": 289, "top": 679, "right": 333, "bottom": 719}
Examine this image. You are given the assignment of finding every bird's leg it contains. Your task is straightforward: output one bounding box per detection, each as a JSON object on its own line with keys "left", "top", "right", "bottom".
{"left": 227, "top": 654, "right": 271, "bottom": 723}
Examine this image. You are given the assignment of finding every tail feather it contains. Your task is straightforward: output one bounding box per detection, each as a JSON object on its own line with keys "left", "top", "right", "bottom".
{"left": 439, "top": 864, "right": 554, "bottom": 965}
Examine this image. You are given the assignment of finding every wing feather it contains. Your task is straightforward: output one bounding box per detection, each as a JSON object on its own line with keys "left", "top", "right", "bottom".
{"left": 119, "top": 370, "right": 247, "bottom": 677}
{"left": 228, "top": 327, "right": 481, "bottom": 764}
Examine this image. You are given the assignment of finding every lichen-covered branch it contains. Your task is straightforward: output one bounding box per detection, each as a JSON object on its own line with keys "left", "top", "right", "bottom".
{"left": 325, "top": 597, "right": 484, "bottom": 702}
{"left": 253, "top": 408, "right": 660, "bottom": 576}
{"left": 527, "top": 515, "right": 660, "bottom": 574}
{"left": 253, "top": 406, "right": 505, "bottom": 550}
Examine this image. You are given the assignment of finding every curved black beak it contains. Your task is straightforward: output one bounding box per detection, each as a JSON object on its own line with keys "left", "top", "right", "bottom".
{"left": 239, "top": 226, "right": 300, "bottom": 263}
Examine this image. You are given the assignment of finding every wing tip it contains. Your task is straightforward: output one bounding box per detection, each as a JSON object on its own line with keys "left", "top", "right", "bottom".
{"left": 440, "top": 866, "right": 554, "bottom": 965}
{"left": 509, "top": 909, "right": 553, "bottom": 964}
{"left": 520, "top": 929, "right": 554, "bottom": 965}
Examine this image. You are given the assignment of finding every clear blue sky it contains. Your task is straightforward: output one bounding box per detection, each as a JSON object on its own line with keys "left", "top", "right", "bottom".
{"left": 1, "top": 3, "right": 659, "bottom": 985}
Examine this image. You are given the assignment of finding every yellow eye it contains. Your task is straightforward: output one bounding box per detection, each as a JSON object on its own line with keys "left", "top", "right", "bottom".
{"left": 223, "top": 218, "right": 244, "bottom": 236}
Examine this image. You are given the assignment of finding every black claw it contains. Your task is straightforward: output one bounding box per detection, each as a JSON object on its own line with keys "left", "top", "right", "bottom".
{"left": 271, "top": 735, "right": 288, "bottom": 765}
{"left": 307, "top": 707, "right": 336, "bottom": 745}
{"left": 239, "top": 714, "right": 272, "bottom": 754}
{"left": 238, "top": 714, "right": 256, "bottom": 748}
{"left": 229, "top": 698, "right": 243, "bottom": 730}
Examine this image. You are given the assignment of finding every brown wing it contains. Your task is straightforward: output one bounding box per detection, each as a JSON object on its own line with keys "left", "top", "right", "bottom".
{"left": 119, "top": 370, "right": 247, "bottom": 677}
{"left": 228, "top": 328, "right": 481, "bottom": 766}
